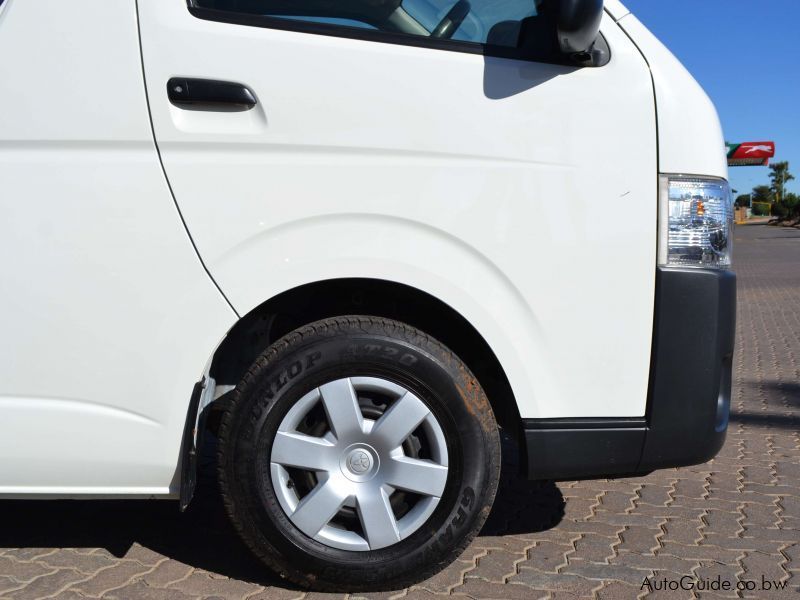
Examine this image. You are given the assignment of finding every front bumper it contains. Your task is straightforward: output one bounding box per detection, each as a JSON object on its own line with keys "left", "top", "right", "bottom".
{"left": 523, "top": 266, "right": 736, "bottom": 480}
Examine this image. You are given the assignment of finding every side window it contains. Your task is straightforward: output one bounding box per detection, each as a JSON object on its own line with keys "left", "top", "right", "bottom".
{"left": 189, "top": 0, "right": 558, "bottom": 61}
{"left": 402, "top": 0, "right": 537, "bottom": 48}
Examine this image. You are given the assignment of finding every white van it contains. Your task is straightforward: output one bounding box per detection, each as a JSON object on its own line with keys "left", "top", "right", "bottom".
{"left": 0, "top": 0, "right": 735, "bottom": 591}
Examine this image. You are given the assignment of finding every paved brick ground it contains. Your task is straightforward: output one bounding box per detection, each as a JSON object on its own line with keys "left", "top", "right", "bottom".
{"left": 1, "top": 223, "right": 798, "bottom": 600}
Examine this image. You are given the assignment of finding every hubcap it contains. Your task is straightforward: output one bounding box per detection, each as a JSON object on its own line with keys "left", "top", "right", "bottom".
{"left": 270, "top": 377, "right": 449, "bottom": 551}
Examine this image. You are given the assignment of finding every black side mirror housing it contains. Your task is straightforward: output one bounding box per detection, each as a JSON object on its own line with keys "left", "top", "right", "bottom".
{"left": 517, "top": 0, "right": 608, "bottom": 67}
{"left": 557, "top": 0, "right": 604, "bottom": 56}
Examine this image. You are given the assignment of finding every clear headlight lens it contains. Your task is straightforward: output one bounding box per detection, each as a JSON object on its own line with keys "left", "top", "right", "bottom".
{"left": 658, "top": 175, "right": 733, "bottom": 269}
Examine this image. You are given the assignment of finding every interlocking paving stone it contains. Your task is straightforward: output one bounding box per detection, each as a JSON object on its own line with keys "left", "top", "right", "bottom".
{"left": 470, "top": 535, "right": 534, "bottom": 553}
{"left": 42, "top": 591, "right": 88, "bottom": 600}
{"left": 659, "top": 517, "right": 703, "bottom": 547}
{"left": 518, "top": 542, "right": 573, "bottom": 573}
{"left": 609, "top": 552, "right": 698, "bottom": 575}
{"left": 559, "top": 561, "right": 651, "bottom": 586}
{"left": 671, "top": 480, "right": 708, "bottom": 500}
{"left": 349, "top": 590, "right": 405, "bottom": 600}
{"left": 0, "top": 548, "right": 58, "bottom": 562}
{"left": 628, "top": 505, "right": 707, "bottom": 521}
{"left": 635, "top": 484, "right": 673, "bottom": 507}
{"left": 0, "top": 223, "right": 798, "bottom": 598}
{"left": 690, "top": 562, "right": 742, "bottom": 599}
{"left": 246, "top": 589, "right": 307, "bottom": 600}
{"left": 741, "top": 502, "right": 781, "bottom": 530}
{"left": 454, "top": 578, "right": 550, "bottom": 599}
{"left": 4, "top": 568, "right": 88, "bottom": 600}
{"left": 511, "top": 569, "right": 601, "bottom": 596}
{"left": 739, "top": 552, "right": 791, "bottom": 587}
{"left": 637, "top": 589, "right": 690, "bottom": 600}
{"left": 599, "top": 491, "right": 637, "bottom": 513}
{"left": 402, "top": 591, "right": 458, "bottom": 600}
{"left": 37, "top": 549, "right": 117, "bottom": 575}
{"left": 410, "top": 556, "right": 479, "bottom": 594}
{"left": 668, "top": 497, "right": 742, "bottom": 514}
{"left": 560, "top": 498, "right": 598, "bottom": 520}
{"left": 104, "top": 580, "right": 200, "bottom": 600}
{"left": 548, "top": 593, "right": 595, "bottom": 600}
{"left": 466, "top": 550, "right": 523, "bottom": 583}
{"left": 699, "top": 534, "right": 786, "bottom": 554}
{"left": 67, "top": 561, "right": 152, "bottom": 598}
{"left": 123, "top": 543, "right": 171, "bottom": 568}
{"left": 540, "top": 520, "right": 625, "bottom": 537}
{"left": 703, "top": 509, "right": 745, "bottom": 537}
{"left": 0, "top": 576, "right": 23, "bottom": 595}
{"left": 583, "top": 513, "right": 664, "bottom": 528}
{"left": 570, "top": 534, "right": 619, "bottom": 564}
{"left": 657, "top": 542, "right": 744, "bottom": 565}
{"left": 139, "top": 560, "right": 195, "bottom": 588}
{"left": 0, "top": 555, "right": 57, "bottom": 583}
{"left": 616, "top": 526, "right": 663, "bottom": 555}
{"left": 167, "top": 571, "right": 265, "bottom": 599}
{"left": 594, "top": 581, "right": 642, "bottom": 600}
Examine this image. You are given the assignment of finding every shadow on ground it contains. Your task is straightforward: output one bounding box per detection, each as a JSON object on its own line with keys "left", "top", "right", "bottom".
{"left": 729, "top": 380, "right": 800, "bottom": 430}
{"left": 741, "top": 379, "right": 800, "bottom": 406}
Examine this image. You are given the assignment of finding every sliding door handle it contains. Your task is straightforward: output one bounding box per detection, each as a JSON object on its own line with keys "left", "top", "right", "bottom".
{"left": 167, "top": 78, "right": 257, "bottom": 109}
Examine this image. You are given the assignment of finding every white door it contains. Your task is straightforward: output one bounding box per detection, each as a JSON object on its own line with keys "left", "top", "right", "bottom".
{"left": 138, "top": 0, "right": 658, "bottom": 420}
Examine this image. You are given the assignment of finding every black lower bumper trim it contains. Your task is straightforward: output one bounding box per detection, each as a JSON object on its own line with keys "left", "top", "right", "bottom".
{"left": 639, "top": 267, "right": 736, "bottom": 470}
{"left": 523, "top": 421, "right": 646, "bottom": 480}
{"left": 524, "top": 267, "right": 736, "bottom": 480}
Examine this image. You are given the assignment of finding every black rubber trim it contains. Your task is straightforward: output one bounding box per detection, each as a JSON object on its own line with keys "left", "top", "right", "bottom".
{"left": 186, "top": 5, "right": 578, "bottom": 66}
{"left": 524, "top": 266, "right": 736, "bottom": 480}
{"left": 179, "top": 379, "right": 205, "bottom": 511}
{"left": 523, "top": 417, "right": 646, "bottom": 430}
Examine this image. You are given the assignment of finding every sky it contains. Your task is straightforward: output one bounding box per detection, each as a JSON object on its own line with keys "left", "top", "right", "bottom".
{"left": 623, "top": 0, "right": 800, "bottom": 196}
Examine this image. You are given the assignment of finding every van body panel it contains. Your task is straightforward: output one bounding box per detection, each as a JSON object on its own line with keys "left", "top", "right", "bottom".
{"left": 0, "top": 0, "right": 236, "bottom": 495}
{"left": 139, "top": 2, "right": 658, "bottom": 420}
{"left": 618, "top": 15, "right": 729, "bottom": 179}
{"left": 603, "top": 0, "right": 630, "bottom": 21}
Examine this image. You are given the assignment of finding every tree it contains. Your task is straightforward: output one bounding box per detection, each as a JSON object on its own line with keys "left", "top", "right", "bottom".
{"left": 785, "top": 192, "right": 800, "bottom": 220}
{"left": 751, "top": 185, "right": 772, "bottom": 204}
{"left": 734, "top": 194, "right": 750, "bottom": 208}
{"left": 769, "top": 161, "right": 794, "bottom": 204}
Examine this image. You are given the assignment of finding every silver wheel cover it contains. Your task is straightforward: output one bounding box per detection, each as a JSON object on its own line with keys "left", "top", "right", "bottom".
{"left": 270, "top": 377, "right": 449, "bottom": 551}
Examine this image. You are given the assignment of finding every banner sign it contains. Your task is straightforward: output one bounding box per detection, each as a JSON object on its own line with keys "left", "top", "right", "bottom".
{"left": 726, "top": 141, "right": 775, "bottom": 167}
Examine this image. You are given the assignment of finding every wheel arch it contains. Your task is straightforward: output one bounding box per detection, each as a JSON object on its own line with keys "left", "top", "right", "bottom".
{"left": 208, "top": 278, "right": 523, "bottom": 441}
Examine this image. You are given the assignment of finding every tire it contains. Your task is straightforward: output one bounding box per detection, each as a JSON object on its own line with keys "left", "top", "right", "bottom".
{"left": 217, "top": 316, "right": 500, "bottom": 591}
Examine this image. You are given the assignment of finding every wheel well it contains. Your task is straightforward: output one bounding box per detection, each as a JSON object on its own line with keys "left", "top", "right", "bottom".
{"left": 209, "top": 279, "right": 521, "bottom": 439}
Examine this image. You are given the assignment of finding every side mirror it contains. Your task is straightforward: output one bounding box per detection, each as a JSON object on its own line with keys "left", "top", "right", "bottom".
{"left": 557, "top": 0, "right": 604, "bottom": 56}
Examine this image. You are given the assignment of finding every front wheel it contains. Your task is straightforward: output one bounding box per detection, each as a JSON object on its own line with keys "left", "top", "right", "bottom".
{"left": 217, "top": 316, "right": 500, "bottom": 591}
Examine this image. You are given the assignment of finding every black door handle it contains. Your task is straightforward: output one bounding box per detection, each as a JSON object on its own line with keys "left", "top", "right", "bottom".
{"left": 167, "top": 78, "right": 257, "bottom": 109}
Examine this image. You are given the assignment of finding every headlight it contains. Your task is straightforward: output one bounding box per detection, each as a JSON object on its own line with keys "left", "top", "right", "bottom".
{"left": 658, "top": 175, "right": 733, "bottom": 269}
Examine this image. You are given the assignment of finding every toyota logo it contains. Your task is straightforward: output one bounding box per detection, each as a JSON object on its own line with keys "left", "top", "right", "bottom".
{"left": 348, "top": 450, "right": 371, "bottom": 473}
